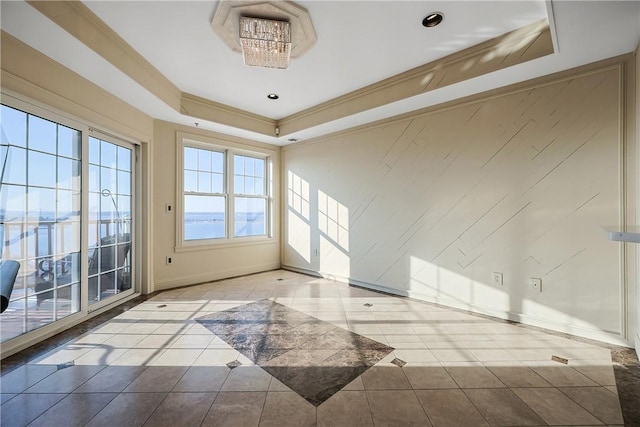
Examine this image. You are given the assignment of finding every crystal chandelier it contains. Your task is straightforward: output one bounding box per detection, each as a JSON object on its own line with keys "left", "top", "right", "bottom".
{"left": 239, "top": 17, "right": 292, "bottom": 69}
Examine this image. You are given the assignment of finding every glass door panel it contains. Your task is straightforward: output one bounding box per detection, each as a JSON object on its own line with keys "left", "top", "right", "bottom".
{"left": 88, "top": 137, "right": 132, "bottom": 305}
{"left": 1, "top": 105, "right": 81, "bottom": 342}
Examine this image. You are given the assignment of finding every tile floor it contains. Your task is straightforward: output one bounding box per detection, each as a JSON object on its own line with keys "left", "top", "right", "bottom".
{"left": 0, "top": 269, "right": 638, "bottom": 426}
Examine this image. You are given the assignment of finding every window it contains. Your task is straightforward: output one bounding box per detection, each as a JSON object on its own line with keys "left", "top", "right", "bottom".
{"left": 234, "top": 154, "right": 266, "bottom": 237}
{"left": 179, "top": 136, "right": 271, "bottom": 245}
{"left": 1, "top": 101, "right": 138, "bottom": 345}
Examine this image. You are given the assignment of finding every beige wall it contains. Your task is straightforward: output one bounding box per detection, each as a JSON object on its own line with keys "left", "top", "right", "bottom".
{"left": 283, "top": 56, "right": 637, "bottom": 346}
{"left": 152, "top": 120, "right": 281, "bottom": 291}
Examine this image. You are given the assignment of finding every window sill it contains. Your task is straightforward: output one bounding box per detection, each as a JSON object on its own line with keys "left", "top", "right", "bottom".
{"left": 174, "top": 236, "right": 277, "bottom": 253}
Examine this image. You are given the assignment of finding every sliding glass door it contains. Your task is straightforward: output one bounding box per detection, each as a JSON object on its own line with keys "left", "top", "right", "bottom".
{"left": 87, "top": 136, "right": 133, "bottom": 306}
{"left": 0, "top": 102, "right": 136, "bottom": 343}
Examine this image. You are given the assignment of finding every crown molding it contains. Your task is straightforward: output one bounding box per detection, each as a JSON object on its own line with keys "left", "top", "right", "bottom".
{"left": 276, "top": 19, "right": 554, "bottom": 137}
{"left": 27, "top": 0, "right": 182, "bottom": 111}
{"left": 26, "top": 1, "right": 553, "bottom": 143}
{"left": 180, "top": 92, "right": 276, "bottom": 137}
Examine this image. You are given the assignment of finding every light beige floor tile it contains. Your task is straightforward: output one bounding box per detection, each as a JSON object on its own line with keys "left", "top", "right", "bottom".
{"left": 361, "top": 366, "right": 411, "bottom": 390}
{"left": 30, "top": 345, "right": 96, "bottom": 365}
{"left": 71, "top": 333, "right": 116, "bottom": 345}
{"left": 73, "top": 347, "right": 131, "bottom": 365}
{"left": 394, "top": 349, "right": 438, "bottom": 363}
{"left": 268, "top": 377, "right": 292, "bottom": 392}
{"left": 467, "top": 349, "right": 517, "bottom": 362}
{"left": 403, "top": 365, "right": 459, "bottom": 389}
{"left": 485, "top": 365, "right": 551, "bottom": 388}
{"left": 423, "top": 341, "right": 465, "bottom": 349}
{"left": 85, "top": 392, "right": 166, "bottom": 427}
{"left": 605, "top": 385, "right": 619, "bottom": 395}
{"left": 109, "top": 348, "right": 164, "bottom": 366}
{"left": 193, "top": 349, "right": 241, "bottom": 366}
{"left": 415, "top": 389, "right": 489, "bottom": 427}
{"left": 366, "top": 390, "right": 432, "bottom": 426}
{"left": 169, "top": 334, "right": 215, "bottom": 349}
{"left": 560, "top": 386, "right": 624, "bottom": 424}
{"left": 444, "top": 365, "right": 505, "bottom": 388}
{"left": 173, "top": 366, "right": 230, "bottom": 392}
{"left": 221, "top": 366, "right": 272, "bottom": 391}
{"left": 512, "top": 387, "right": 602, "bottom": 425}
{"left": 149, "top": 348, "right": 204, "bottom": 366}
{"left": 431, "top": 349, "right": 478, "bottom": 362}
{"left": 464, "top": 388, "right": 545, "bottom": 426}
{"left": 530, "top": 365, "right": 599, "bottom": 387}
{"left": 202, "top": 391, "right": 266, "bottom": 427}
{"left": 101, "top": 334, "right": 148, "bottom": 349}
{"left": 74, "top": 365, "right": 147, "bottom": 393}
{"left": 259, "top": 391, "right": 316, "bottom": 427}
{"left": 0, "top": 393, "right": 66, "bottom": 426}
{"left": 123, "top": 366, "right": 188, "bottom": 392}
{"left": 143, "top": 392, "right": 216, "bottom": 427}
{"left": 0, "top": 364, "right": 57, "bottom": 393}
{"left": 342, "top": 375, "right": 365, "bottom": 391}
{"left": 571, "top": 364, "right": 617, "bottom": 386}
{"left": 28, "top": 392, "right": 117, "bottom": 427}
{"left": 24, "top": 365, "right": 105, "bottom": 393}
{"left": 318, "top": 390, "right": 374, "bottom": 427}
{"left": 134, "top": 334, "right": 179, "bottom": 349}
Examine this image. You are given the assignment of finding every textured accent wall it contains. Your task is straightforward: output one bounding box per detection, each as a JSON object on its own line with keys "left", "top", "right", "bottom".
{"left": 283, "top": 60, "right": 631, "bottom": 344}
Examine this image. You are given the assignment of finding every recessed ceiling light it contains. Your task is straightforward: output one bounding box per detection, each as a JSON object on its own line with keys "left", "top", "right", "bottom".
{"left": 422, "top": 12, "right": 444, "bottom": 28}
{"left": 267, "top": 93, "right": 279, "bottom": 100}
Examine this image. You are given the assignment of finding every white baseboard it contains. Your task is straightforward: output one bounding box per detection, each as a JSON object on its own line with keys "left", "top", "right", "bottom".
{"left": 283, "top": 265, "right": 632, "bottom": 348}
{"left": 153, "top": 262, "right": 281, "bottom": 291}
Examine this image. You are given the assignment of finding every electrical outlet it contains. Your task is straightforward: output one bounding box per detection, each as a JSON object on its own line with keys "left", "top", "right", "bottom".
{"left": 492, "top": 272, "right": 503, "bottom": 286}
{"left": 166, "top": 256, "right": 172, "bottom": 265}
{"left": 313, "top": 248, "right": 319, "bottom": 257}
{"left": 530, "top": 277, "right": 542, "bottom": 292}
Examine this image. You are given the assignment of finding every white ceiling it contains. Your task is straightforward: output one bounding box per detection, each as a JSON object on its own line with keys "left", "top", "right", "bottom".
{"left": 2, "top": 1, "right": 639, "bottom": 145}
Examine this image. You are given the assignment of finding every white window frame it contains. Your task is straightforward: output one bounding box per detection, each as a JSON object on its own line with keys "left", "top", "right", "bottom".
{"left": 175, "top": 132, "right": 274, "bottom": 251}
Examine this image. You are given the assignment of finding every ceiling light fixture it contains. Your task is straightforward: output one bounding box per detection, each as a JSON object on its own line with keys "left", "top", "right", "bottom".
{"left": 240, "top": 17, "right": 291, "bottom": 69}
{"left": 267, "top": 93, "right": 279, "bottom": 100}
{"left": 422, "top": 12, "right": 444, "bottom": 27}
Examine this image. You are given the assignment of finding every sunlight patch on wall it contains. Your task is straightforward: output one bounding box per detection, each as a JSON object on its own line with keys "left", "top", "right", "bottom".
{"left": 409, "top": 255, "right": 510, "bottom": 311}
{"left": 318, "top": 190, "right": 349, "bottom": 251}
{"left": 288, "top": 170, "right": 309, "bottom": 220}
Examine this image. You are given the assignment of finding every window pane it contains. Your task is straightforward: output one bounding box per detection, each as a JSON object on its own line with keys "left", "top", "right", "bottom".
{"left": 117, "top": 146, "right": 131, "bottom": 171}
{"left": 101, "top": 140, "right": 117, "bottom": 168}
{"left": 184, "top": 195, "right": 225, "bottom": 240}
{"left": 89, "top": 164, "right": 100, "bottom": 193}
{"left": 212, "top": 151, "right": 224, "bottom": 173}
{"left": 57, "top": 157, "right": 80, "bottom": 190}
{"left": 234, "top": 197, "right": 266, "bottom": 237}
{"left": 28, "top": 115, "right": 56, "bottom": 154}
{"left": 28, "top": 151, "right": 56, "bottom": 188}
{"left": 234, "top": 176, "right": 244, "bottom": 195}
{"left": 0, "top": 184, "right": 26, "bottom": 223}
{"left": 254, "top": 178, "right": 264, "bottom": 195}
{"left": 255, "top": 159, "right": 264, "bottom": 177}
{"left": 3, "top": 146, "right": 26, "bottom": 185}
{"left": 58, "top": 125, "right": 81, "bottom": 159}
{"left": 184, "top": 170, "right": 197, "bottom": 192}
{"left": 1, "top": 105, "right": 27, "bottom": 147}
{"left": 100, "top": 166, "right": 116, "bottom": 194}
{"left": 89, "top": 137, "right": 100, "bottom": 165}
{"left": 197, "top": 171, "right": 211, "bottom": 193}
{"left": 117, "top": 170, "right": 131, "bottom": 196}
{"left": 245, "top": 177, "right": 255, "bottom": 195}
{"left": 117, "top": 195, "right": 131, "bottom": 221}
{"left": 198, "top": 149, "right": 211, "bottom": 172}
{"left": 212, "top": 173, "right": 223, "bottom": 193}
{"left": 184, "top": 147, "right": 198, "bottom": 170}
{"left": 28, "top": 187, "right": 56, "bottom": 221}
{"left": 234, "top": 155, "right": 244, "bottom": 175}
{"left": 57, "top": 189, "right": 80, "bottom": 221}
